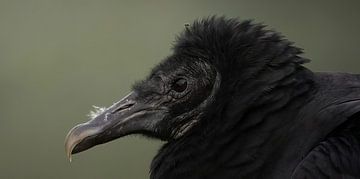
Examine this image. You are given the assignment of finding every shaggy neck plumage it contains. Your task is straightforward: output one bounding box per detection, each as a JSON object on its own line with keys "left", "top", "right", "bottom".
{"left": 150, "top": 64, "right": 315, "bottom": 179}
{"left": 151, "top": 18, "right": 316, "bottom": 179}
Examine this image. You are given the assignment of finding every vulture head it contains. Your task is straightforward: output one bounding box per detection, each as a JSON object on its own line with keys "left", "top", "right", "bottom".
{"left": 65, "top": 17, "right": 324, "bottom": 178}
{"left": 65, "top": 51, "right": 220, "bottom": 154}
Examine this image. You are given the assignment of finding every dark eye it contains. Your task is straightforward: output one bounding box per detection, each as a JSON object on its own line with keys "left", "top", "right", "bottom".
{"left": 172, "top": 78, "right": 187, "bottom": 93}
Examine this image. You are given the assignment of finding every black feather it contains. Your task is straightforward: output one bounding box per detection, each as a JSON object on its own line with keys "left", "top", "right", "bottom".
{"left": 147, "top": 17, "right": 360, "bottom": 179}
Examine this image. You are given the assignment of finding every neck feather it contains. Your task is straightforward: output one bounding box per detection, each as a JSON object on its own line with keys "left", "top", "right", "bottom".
{"left": 150, "top": 63, "right": 315, "bottom": 179}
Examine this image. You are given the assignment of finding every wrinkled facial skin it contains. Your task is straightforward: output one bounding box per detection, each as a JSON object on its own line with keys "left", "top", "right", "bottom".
{"left": 134, "top": 57, "right": 218, "bottom": 140}
{"left": 65, "top": 56, "right": 218, "bottom": 159}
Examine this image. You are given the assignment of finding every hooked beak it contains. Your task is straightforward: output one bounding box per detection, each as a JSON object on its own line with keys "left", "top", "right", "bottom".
{"left": 64, "top": 91, "right": 165, "bottom": 162}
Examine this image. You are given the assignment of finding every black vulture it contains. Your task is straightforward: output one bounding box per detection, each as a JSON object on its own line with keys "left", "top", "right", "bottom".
{"left": 65, "top": 17, "right": 360, "bottom": 179}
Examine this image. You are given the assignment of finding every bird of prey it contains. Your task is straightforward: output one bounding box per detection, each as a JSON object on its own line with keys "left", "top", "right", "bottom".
{"left": 65, "top": 17, "right": 360, "bottom": 179}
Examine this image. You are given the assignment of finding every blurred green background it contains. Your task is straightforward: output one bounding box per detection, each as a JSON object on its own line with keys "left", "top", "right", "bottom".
{"left": 1, "top": 0, "right": 359, "bottom": 178}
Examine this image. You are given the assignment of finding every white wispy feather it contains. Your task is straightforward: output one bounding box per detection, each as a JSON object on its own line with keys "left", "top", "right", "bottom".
{"left": 87, "top": 105, "right": 107, "bottom": 119}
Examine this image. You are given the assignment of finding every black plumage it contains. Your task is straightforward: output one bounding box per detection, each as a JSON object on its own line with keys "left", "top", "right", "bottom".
{"left": 65, "top": 17, "right": 360, "bottom": 179}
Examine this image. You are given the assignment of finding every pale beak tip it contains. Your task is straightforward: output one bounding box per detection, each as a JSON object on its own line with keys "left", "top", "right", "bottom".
{"left": 65, "top": 129, "right": 76, "bottom": 163}
{"left": 67, "top": 151, "right": 73, "bottom": 163}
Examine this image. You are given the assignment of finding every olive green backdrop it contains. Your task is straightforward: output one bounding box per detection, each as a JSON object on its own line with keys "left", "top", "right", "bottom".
{"left": 1, "top": 0, "right": 359, "bottom": 178}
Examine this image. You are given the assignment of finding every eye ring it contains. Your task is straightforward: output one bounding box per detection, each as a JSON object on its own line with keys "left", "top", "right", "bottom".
{"left": 172, "top": 78, "right": 187, "bottom": 93}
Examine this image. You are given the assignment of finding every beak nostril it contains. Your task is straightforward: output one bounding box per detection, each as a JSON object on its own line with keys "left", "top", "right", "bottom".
{"left": 111, "top": 102, "right": 135, "bottom": 114}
